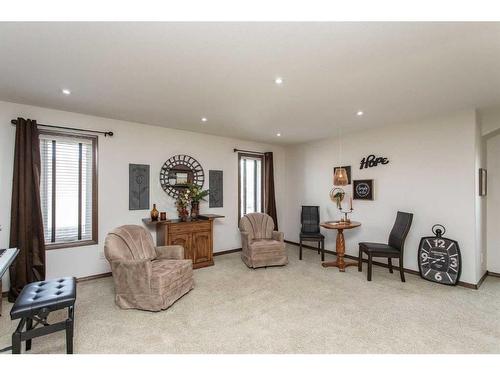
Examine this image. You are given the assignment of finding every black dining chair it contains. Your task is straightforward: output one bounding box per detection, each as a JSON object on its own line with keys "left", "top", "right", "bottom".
{"left": 299, "top": 206, "right": 325, "bottom": 261}
{"left": 358, "top": 211, "right": 413, "bottom": 282}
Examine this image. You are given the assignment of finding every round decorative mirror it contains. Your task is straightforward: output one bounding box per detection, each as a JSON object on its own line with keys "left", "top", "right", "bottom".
{"left": 160, "top": 155, "right": 205, "bottom": 198}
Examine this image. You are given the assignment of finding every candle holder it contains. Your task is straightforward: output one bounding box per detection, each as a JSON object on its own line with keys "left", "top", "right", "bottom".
{"left": 340, "top": 208, "right": 353, "bottom": 223}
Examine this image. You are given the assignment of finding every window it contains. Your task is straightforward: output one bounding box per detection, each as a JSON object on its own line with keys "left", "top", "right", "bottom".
{"left": 238, "top": 153, "right": 264, "bottom": 218}
{"left": 40, "top": 131, "right": 98, "bottom": 249}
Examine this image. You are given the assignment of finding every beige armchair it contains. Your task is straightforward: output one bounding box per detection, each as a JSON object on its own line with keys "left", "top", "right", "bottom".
{"left": 239, "top": 213, "right": 288, "bottom": 268}
{"left": 104, "top": 225, "right": 194, "bottom": 311}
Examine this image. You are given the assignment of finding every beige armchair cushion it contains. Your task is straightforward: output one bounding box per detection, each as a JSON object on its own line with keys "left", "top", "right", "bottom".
{"left": 104, "top": 225, "right": 194, "bottom": 311}
{"left": 239, "top": 212, "right": 274, "bottom": 241}
{"left": 239, "top": 213, "right": 288, "bottom": 268}
{"left": 105, "top": 224, "right": 157, "bottom": 261}
{"left": 155, "top": 245, "right": 184, "bottom": 260}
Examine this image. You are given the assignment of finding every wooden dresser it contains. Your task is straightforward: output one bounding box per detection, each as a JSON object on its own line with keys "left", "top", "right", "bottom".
{"left": 143, "top": 215, "right": 223, "bottom": 269}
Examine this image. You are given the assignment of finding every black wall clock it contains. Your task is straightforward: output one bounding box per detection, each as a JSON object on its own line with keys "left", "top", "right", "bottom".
{"left": 418, "top": 224, "right": 461, "bottom": 286}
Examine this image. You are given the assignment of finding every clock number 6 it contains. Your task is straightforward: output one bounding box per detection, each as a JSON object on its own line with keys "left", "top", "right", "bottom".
{"left": 434, "top": 272, "right": 442, "bottom": 281}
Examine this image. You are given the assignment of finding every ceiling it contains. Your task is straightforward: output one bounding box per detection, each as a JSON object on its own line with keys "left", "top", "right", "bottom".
{"left": 1, "top": 22, "right": 500, "bottom": 144}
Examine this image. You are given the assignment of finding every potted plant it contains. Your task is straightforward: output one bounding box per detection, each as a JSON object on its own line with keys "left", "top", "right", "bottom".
{"left": 187, "top": 183, "right": 209, "bottom": 219}
{"left": 176, "top": 189, "right": 191, "bottom": 221}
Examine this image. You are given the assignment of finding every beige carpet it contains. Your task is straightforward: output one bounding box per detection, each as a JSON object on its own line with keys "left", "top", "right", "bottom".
{"left": 1, "top": 244, "right": 500, "bottom": 354}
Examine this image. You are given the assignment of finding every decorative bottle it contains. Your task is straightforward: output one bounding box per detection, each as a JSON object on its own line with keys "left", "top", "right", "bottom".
{"left": 191, "top": 201, "right": 200, "bottom": 219}
{"left": 150, "top": 204, "right": 159, "bottom": 221}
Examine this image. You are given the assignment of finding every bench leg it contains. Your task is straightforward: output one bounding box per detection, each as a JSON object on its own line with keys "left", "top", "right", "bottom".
{"left": 299, "top": 239, "right": 303, "bottom": 260}
{"left": 321, "top": 239, "right": 325, "bottom": 261}
{"left": 12, "top": 332, "right": 21, "bottom": 354}
{"left": 66, "top": 306, "right": 74, "bottom": 354}
{"left": 12, "top": 318, "right": 26, "bottom": 354}
{"left": 26, "top": 318, "right": 33, "bottom": 351}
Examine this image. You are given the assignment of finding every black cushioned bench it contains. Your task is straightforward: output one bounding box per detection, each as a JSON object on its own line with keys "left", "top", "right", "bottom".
{"left": 9, "top": 277, "right": 76, "bottom": 354}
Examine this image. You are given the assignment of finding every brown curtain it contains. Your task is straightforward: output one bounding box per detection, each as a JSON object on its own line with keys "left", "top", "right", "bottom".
{"left": 8, "top": 118, "right": 46, "bottom": 302}
{"left": 264, "top": 152, "right": 278, "bottom": 230}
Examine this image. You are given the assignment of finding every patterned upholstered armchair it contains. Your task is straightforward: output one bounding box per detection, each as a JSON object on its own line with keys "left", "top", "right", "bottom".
{"left": 104, "top": 225, "right": 194, "bottom": 311}
{"left": 239, "top": 213, "right": 288, "bottom": 268}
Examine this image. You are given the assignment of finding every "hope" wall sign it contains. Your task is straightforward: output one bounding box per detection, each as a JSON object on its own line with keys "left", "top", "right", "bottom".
{"left": 360, "top": 154, "right": 389, "bottom": 170}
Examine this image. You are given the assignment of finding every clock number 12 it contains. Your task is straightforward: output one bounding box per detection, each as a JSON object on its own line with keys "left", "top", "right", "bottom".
{"left": 433, "top": 239, "right": 445, "bottom": 248}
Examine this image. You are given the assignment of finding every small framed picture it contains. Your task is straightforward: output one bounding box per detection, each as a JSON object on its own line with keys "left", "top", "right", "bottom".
{"left": 479, "top": 168, "right": 487, "bottom": 196}
{"left": 334, "top": 165, "right": 352, "bottom": 184}
{"left": 353, "top": 179, "right": 374, "bottom": 200}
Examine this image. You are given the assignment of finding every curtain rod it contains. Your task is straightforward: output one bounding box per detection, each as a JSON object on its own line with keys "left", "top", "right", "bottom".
{"left": 11, "top": 119, "right": 114, "bottom": 137}
{"left": 233, "top": 148, "right": 266, "bottom": 155}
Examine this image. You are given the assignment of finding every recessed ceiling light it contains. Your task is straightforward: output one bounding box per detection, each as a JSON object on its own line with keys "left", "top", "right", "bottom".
{"left": 201, "top": 117, "right": 208, "bottom": 122}
{"left": 275, "top": 77, "right": 283, "bottom": 85}
{"left": 356, "top": 110, "right": 364, "bottom": 116}
{"left": 276, "top": 133, "right": 281, "bottom": 137}
{"left": 61, "top": 89, "right": 71, "bottom": 95}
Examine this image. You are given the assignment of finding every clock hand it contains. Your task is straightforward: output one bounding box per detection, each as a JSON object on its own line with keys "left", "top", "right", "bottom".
{"left": 431, "top": 258, "right": 445, "bottom": 264}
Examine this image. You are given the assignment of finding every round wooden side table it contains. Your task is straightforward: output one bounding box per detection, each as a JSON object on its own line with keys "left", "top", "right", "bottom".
{"left": 320, "top": 221, "right": 361, "bottom": 272}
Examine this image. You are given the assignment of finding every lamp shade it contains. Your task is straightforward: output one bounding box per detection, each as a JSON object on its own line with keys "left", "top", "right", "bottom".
{"left": 334, "top": 167, "right": 348, "bottom": 186}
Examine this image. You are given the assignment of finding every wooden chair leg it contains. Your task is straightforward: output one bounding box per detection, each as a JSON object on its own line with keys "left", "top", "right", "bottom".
{"left": 388, "top": 258, "right": 393, "bottom": 273}
{"left": 358, "top": 248, "right": 363, "bottom": 272}
{"left": 399, "top": 256, "right": 405, "bottom": 282}
{"left": 367, "top": 255, "right": 373, "bottom": 281}
{"left": 299, "top": 239, "right": 303, "bottom": 260}
{"left": 317, "top": 240, "right": 320, "bottom": 254}
{"left": 321, "top": 239, "right": 325, "bottom": 261}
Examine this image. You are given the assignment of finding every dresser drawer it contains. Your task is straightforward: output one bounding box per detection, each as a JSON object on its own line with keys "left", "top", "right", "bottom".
{"left": 168, "top": 221, "right": 211, "bottom": 234}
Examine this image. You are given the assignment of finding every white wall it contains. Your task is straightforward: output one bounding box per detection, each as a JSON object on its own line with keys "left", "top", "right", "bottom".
{"left": 474, "top": 111, "right": 487, "bottom": 279}
{"left": 480, "top": 106, "right": 500, "bottom": 136}
{"left": 481, "top": 106, "right": 500, "bottom": 274}
{"left": 487, "top": 133, "right": 500, "bottom": 273}
{"left": 283, "top": 111, "right": 482, "bottom": 284}
{"left": 0, "top": 100, "right": 489, "bottom": 289}
{"left": 0, "top": 100, "right": 285, "bottom": 291}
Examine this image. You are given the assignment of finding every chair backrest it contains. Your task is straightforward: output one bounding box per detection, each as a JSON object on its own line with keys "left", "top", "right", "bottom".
{"left": 104, "top": 225, "right": 157, "bottom": 262}
{"left": 301, "top": 206, "right": 320, "bottom": 234}
{"left": 388, "top": 211, "right": 413, "bottom": 252}
{"left": 239, "top": 213, "right": 275, "bottom": 240}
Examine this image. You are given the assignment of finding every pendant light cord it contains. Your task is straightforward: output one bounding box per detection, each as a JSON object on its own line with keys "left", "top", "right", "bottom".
{"left": 338, "top": 127, "right": 342, "bottom": 165}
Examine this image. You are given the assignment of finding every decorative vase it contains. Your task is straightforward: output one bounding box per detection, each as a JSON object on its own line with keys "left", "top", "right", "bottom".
{"left": 191, "top": 201, "right": 200, "bottom": 219}
{"left": 178, "top": 207, "right": 189, "bottom": 221}
{"left": 150, "top": 204, "right": 159, "bottom": 221}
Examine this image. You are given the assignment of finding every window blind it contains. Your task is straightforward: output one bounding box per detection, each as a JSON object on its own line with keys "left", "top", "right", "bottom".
{"left": 40, "top": 133, "right": 94, "bottom": 244}
{"left": 239, "top": 155, "right": 262, "bottom": 216}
